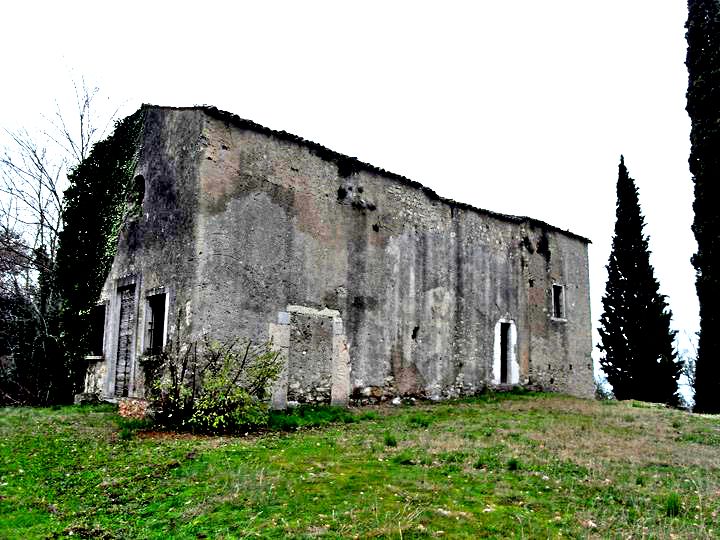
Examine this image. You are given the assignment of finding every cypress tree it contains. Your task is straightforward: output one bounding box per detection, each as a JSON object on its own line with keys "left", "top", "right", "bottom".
{"left": 686, "top": 0, "right": 720, "bottom": 413}
{"left": 598, "top": 157, "right": 681, "bottom": 406}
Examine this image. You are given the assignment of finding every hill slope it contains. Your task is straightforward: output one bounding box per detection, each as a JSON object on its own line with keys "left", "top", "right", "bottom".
{"left": 1, "top": 393, "right": 718, "bottom": 538}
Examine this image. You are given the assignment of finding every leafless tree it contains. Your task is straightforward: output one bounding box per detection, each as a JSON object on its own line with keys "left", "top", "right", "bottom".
{"left": 0, "top": 77, "right": 118, "bottom": 404}
{"left": 0, "top": 78, "right": 117, "bottom": 272}
{"left": 45, "top": 78, "right": 117, "bottom": 165}
{"left": 0, "top": 128, "right": 64, "bottom": 269}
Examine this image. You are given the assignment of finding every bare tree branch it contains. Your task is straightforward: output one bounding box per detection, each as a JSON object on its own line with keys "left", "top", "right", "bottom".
{"left": 1, "top": 77, "right": 118, "bottom": 277}
{"left": 0, "top": 77, "right": 119, "bottom": 405}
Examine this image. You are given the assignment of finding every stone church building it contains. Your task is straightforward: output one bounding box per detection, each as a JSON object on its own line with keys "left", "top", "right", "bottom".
{"left": 85, "top": 106, "right": 594, "bottom": 406}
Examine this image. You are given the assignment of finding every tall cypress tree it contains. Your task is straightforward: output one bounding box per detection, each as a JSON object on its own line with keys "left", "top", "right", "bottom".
{"left": 686, "top": 0, "right": 720, "bottom": 413}
{"left": 598, "top": 157, "right": 680, "bottom": 406}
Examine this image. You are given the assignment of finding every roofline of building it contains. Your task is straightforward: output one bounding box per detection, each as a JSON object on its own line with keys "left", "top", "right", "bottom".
{"left": 142, "top": 104, "right": 591, "bottom": 244}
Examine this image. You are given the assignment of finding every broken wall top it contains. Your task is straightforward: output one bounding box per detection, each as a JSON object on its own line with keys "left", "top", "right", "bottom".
{"left": 140, "top": 104, "right": 591, "bottom": 245}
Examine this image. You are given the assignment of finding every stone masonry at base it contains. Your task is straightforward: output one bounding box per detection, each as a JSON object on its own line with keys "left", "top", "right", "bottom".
{"left": 85, "top": 106, "right": 594, "bottom": 405}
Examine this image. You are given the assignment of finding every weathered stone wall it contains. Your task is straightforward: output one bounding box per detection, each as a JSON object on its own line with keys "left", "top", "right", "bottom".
{"left": 99, "top": 108, "right": 206, "bottom": 397}
{"left": 522, "top": 228, "right": 594, "bottom": 397}
{"left": 96, "top": 106, "right": 593, "bottom": 403}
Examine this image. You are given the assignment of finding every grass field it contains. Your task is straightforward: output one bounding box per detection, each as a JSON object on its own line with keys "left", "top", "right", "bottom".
{"left": 1, "top": 392, "right": 718, "bottom": 539}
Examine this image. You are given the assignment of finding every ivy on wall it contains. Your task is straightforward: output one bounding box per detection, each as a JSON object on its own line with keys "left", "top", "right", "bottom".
{"left": 56, "top": 107, "right": 145, "bottom": 363}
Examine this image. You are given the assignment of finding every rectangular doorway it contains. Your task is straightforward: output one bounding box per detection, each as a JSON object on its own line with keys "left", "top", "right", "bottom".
{"left": 500, "top": 322, "right": 510, "bottom": 384}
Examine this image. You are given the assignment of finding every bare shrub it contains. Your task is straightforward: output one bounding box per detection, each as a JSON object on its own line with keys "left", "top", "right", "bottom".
{"left": 142, "top": 333, "right": 283, "bottom": 434}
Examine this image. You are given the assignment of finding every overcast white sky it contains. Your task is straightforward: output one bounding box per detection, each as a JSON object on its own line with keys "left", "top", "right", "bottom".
{"left": 1, "top": 1, "right": 698, "bottom": 368}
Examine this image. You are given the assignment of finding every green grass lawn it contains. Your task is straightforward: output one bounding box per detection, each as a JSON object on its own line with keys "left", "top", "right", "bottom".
{"left": 1, "top": 392, "right": 718, "bottom": 539}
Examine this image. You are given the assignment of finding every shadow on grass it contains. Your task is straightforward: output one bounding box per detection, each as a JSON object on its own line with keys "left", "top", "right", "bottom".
{"left": 268, "top": 405, "right": 378, "bottom": 431}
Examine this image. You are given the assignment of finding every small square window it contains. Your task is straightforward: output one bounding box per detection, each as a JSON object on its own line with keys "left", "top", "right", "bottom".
{"left": 552, "top": 284, "right": 565, "bottom": 319}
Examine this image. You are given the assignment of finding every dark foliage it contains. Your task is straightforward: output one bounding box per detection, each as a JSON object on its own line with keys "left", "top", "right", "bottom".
{"left": 686, "top": 0, "right": 720, "bottom": 413}
{"left": 598, "top": 157, "right": 680, "bottom": 406}
{"left": 0, "top": 288, "right": 43, "bottom": 404}
{"left": 1, "top": 81, "right": 121, "bottom": 405}
{"left": 55, "top": 109, "right": 145, "bottom": 375}
{"left": 0, "top": 230, "right": 66, "bottom": 405}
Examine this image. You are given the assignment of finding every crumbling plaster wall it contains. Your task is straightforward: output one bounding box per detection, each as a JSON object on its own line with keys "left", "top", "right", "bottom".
{"left": 97, "top": 107, "right": 593, "bottom": 402}
{"left": 186, "top": 110, "right": 593, "bottom": 400}
{"left": 524, "top": 229, "right": 594, "bottom": 398}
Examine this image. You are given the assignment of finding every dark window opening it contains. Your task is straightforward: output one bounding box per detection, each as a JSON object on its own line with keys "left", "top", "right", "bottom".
{"left": 133, "top": 175, "right": 145, "bottom": 206}
{"left": 552, "top": 284, "right": 565, "bottom": 319}
{"left": 500, "top": 322, "right": 510, "bottom": 383}
{"left": 147, "top": 294, "right": 166, "bottom": 355}
{"left": 89, "top": 304, "right": 106, "bottom": 356}
{"left": 411, "top": 326, "right": 419, "bottom": 340}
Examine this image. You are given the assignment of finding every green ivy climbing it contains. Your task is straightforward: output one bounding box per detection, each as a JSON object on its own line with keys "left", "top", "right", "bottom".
{"left": 56, "top": 107, "right": 146, "bottom": 369}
